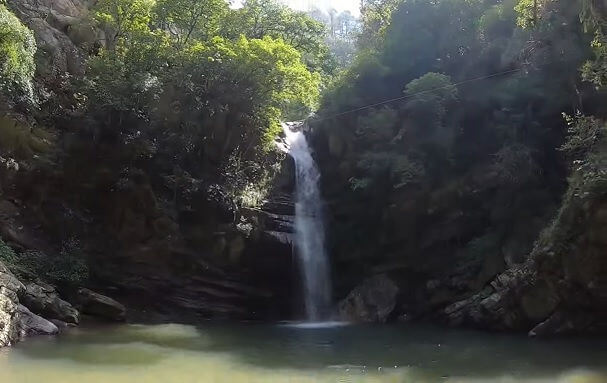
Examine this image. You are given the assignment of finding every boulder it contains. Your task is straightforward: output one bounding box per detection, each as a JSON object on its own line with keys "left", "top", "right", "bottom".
{"left": 0, "top": 261, "right": 25, "bottom": 347}
{"left": 78, "top": 288, "right": 126, "bottom": 321}
{"left": 22, "top": 282, "right": 79, "bottom": 324}
{"left": 16, "top": 304, "right": 58, "bottom": 336}
{"left": 338, "top": 274, "right": 399, "bottom": 323}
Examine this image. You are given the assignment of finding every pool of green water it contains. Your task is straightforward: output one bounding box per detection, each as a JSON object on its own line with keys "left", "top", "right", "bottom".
{"left": 0, "top": 322, "right": 605, "bottom": 382}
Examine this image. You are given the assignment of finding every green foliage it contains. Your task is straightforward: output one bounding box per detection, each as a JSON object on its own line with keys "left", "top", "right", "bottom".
{"left": 315, "top": 0, "right": 597, "bottom": 287}
{"left": 351, "top": 152, "right": 425, "bottom": 190}
{"left": 537, "top": 112, "right": 607, "bottom": 254}
{"left": 0, "top": 4, "right": 36, "bottom": 101}
{"left": 479, "top": 0, "right": 518, "bottom": 40}
{"left": 47, "top": 238, "right": 90, "bottom": 286}
{"left": 169, "top": 36, "right": 320, "bottom": 152}
{"left": 0, "top": 238, "right": 88, "bottom": 285}
{"left": 403, "top": 72, "right": 457, "bottom": 126}
{"left": 0, "top": 238, "right": 18, "bottom": 266}
{"left": 580, "top": 0, "right": 607, "bottom": 87}
{"left": 355, "top": 106, "right": 397, "bottom": 143}
{"left": 80, "top": 0, "right": 324, "bottom": 214}
{"left": 560, "top": 114, "right": 607, "bottom": 159}
{"left": 155, "top": 0, "right": 228, "bottom": 44}
{"left": 85, "top": 30, "right": 170, "bottom": 119}
{"left": 492, "top": 144, "right": 540, "bottom": 185}
{"left": 581, "top": 30, "right": 607, "bottom": 86}
{"left": 94, "top": 0, "right": 156, "bottom": 48}
{"left": 222, "top": 0, "right": 332, "bottom": 75}
{"left": 358, "top": 0, "right": 400, "bottom": 49}
{"left": 514, "top": 0, "right": 543, "bottom": 28}
{"left": 222, "top": 150, "right": 284, "bottom": 207}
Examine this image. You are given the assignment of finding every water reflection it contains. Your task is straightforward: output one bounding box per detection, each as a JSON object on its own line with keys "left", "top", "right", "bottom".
{"left": 0, "top": 323, "right": 606, "bottom": 383}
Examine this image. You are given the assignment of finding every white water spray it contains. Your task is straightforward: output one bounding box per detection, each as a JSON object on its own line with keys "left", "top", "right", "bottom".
{"left": 282, "top": 122, "right": 332, "bottom": 321}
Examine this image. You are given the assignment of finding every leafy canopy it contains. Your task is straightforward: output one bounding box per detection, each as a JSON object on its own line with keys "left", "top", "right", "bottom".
{"left": 222, "top": 0, "right": 332, "bottom": 75}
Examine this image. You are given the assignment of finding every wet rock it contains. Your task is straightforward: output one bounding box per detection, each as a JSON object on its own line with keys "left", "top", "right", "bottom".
{"left": 228, "top": 235, "right": 246, "bottom": 264}
{"left": 520, "top": 281, "right": 559, "bottom": 322}
{"left": 49, "top": 319, "right": 75, "bottom": 333}
{"left": 77, "top": 288, "right": 126, "bottom": 321}
{"left": 16, "top": 304, "right": 58, "bottom": 336}
{"left": 22, "top": 282, "right": 79, "bottom": 324}
{"left": 0, "top": 261, "right": 25, "bottom": 347}
{"left": 528, "top": 310, "right": 595, "bottom": 337}
{"left": 338, "top": 275, "right": 399, "bottom": 323}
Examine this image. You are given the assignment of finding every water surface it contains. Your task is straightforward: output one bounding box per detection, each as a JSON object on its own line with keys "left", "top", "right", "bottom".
{"left": 1, "top": 323, "right": 606, "bottom": 382}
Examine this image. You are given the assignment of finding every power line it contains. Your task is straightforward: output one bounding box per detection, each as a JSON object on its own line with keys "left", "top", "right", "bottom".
{"left": 311, "top": 67, "right": 524, "bottom": 122}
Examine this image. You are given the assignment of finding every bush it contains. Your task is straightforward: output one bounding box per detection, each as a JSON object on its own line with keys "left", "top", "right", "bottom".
{"left": 0, "top": 237, "right": 89, "bottom": 286}
{"left": 0, "top": 238, "right": 19, "bottom": 266}
{"left": 0, "top": 4, "right": 36, "bottom": 101}
{"left": 47, "top": 238, "right": 89, "bottom": 285}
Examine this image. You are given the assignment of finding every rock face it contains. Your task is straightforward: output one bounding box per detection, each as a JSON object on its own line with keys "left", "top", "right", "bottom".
{"left": 16, "top": 304, "right": 59, "bottom": 337}
{"left": 22, "top": 282, "right": 79, "bottom": 324}
{"left": 338, "top": 275, "right": 399, "bottom": 323}
{"left": 77, "top": 288, "right": 126, "bottom": 321}
{"left": 0, "top": 262, "right": 60, "bottom": 346}
{"left": 0, "top": 261, "right": 25, "bottom": 347}
{"left": 6, "top": 0, "right": 91, "bottom": 77}
{"left": 442, "top": 171, "right": 607, "bottom": 336}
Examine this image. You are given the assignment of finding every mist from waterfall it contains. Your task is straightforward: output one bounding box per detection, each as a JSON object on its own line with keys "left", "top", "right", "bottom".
{"left": 282, "top": 122, "right": 332, "bottom": 321}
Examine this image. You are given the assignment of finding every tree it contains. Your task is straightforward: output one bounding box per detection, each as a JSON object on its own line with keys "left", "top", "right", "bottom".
{"left": 358, "top": 0, "right": 400, "bottom": 49}
{"left": 154, "top": 0, "right": 228, "bottom": 45}
{"left": 167, "top": 36, "right": 320, "bottom": 154}
{"left": 94, "top": 0, "right": 155, "bottom": 50}
{"left": 515, "top": 0, "right": 544, "bottom": 28}
{"left": 222, "top": 0, "right": 332, "bottom": 74}
{"left": 0, "top": 3, "right": 36, "bottom": 101}
{"left": 580, "top": 0, "right": 607, "bottom": 87}
{"left": 403, "top": 72, "right": 458, "bottom": 127}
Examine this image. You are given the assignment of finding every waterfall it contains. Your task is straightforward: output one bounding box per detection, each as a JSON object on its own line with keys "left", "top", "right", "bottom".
{"left": 282, "top": 122, "right": 332, "bottom": 321}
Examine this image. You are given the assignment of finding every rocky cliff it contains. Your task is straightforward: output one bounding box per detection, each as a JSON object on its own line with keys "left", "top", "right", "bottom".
{"left": 443, "top": 147, "right": 607, "bottom": 336}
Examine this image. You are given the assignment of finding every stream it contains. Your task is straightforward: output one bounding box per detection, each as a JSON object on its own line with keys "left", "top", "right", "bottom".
{"left": 1, "top": 322, "right": 606, "bottom": 382}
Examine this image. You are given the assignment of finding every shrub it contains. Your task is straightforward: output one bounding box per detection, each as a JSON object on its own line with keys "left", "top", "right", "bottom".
{"left": 46, "top": 238, "right": 89, "bottom": 285}
{"left": 0, "top": 237, "right": 89, "bottom": 286}
{"left": 0, "top": 238, "right": 19, "bottom": 266}
{"left": 0, "top": 4, "right": 36, "bottom": 101}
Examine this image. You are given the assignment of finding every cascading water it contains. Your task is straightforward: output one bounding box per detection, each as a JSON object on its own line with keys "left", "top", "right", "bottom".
{"left": 282, "top": 122, "right": 332, "bottom": 321}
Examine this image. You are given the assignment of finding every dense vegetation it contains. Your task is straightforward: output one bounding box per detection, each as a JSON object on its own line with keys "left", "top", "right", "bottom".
{"left": 312, "top": 0, "right": 607, "bottom": 303}
{"left": 0, "top": 3, "right": 35, "bottom": 102}
{"left": 81, "top": 0, "right": 327, "bottom": 204}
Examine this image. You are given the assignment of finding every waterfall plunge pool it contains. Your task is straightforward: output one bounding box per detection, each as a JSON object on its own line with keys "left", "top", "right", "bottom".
{"left": 1, "top": 322, "right": 606, "bottom": 383}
